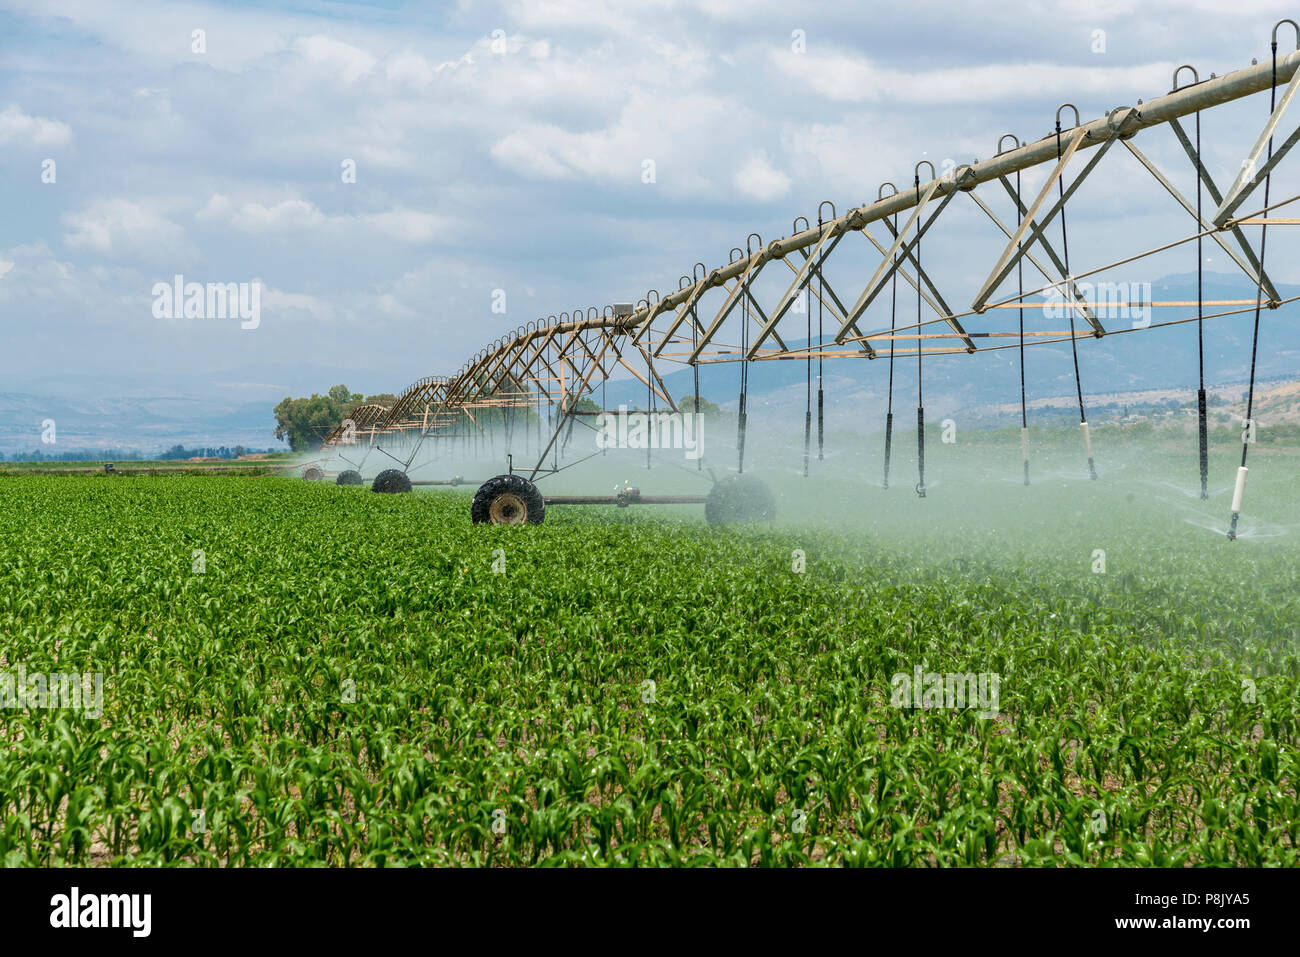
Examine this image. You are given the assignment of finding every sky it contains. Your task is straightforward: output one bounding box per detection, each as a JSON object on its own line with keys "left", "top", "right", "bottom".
{"left": 1, "top": 0, "right": 1298, "bottom": 450}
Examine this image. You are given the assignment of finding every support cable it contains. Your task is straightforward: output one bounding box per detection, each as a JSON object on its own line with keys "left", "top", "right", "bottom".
{"left": 817, "top": 216, "right": 825, "bottom": 462}
{"left": 737, "top": 278, "right": 749, "bottom": 474}
{"left": 1229, "top": 28, "right": 1287, "bottom": 538}
{"left": 1056, "top": 109, "right": 1098, "bottom": 479}
{"left": 646, "top": 358, "right": 653, "bottom": 471}
{"left": 550, "top": 338, "right": 558, "bottom": 473}
{"left": 692, "top": 303, "right": 702, "bottom": 471}
{"left": 1017, "top": 164, "right": 1030, "bottom": 486}
{"left": 914, "top": 172, "right": 927, "bottom": 499}
{"left": 885, "top": 209, "right": 898, "bottom": 489}
{"left": 1196, "top": 106, "right": 1210, "bottom": 500}
{"left": 804, "top": 264, "right": 812, "bottom": 477}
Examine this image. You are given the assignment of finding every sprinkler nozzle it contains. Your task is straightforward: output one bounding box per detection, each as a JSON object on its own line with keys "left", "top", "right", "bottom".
{"left": 1228, "top": 467, "right": 1248, "bottom": 540}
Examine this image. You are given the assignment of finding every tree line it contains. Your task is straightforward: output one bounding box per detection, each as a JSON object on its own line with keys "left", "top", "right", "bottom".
{"left": 271, "top": 385, "right": 725, "bottom": 452}
{"left": 272, "top": 385, "right": 397, "bottom": 452}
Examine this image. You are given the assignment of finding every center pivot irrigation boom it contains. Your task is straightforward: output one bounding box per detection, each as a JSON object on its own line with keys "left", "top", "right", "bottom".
{"left": 320, "top": 21, "right": 1300, "bottom": 535}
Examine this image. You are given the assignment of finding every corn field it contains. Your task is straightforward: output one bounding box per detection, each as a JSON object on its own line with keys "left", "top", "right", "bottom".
{"left": 0, "top": 467, "right": 1296, "bottom": 866}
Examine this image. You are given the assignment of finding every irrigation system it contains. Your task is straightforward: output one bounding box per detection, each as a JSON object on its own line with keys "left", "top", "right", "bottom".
{"left": 316, "top": 20, "right": 1300, "bottom": 537}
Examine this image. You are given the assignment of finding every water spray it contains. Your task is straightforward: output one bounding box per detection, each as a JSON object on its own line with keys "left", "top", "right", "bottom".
{"left": 1020, "top": 426, "right": 1030, "bottom": 486}
{"left": 1081, "top": 420, "right": 1096, "bottom": 480}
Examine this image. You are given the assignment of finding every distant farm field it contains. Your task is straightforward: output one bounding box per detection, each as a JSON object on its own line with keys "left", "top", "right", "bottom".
{"left": 0, "top": 462, "right": 1296, "bottom": 866}
{"left": 0, "top": 456, "right": 292, "bottom": 476}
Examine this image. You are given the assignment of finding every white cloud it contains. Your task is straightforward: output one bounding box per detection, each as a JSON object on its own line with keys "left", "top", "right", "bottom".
{"left": 233, "top": 199, "right": 324, "bottom": 232}
{"left": 197, "top": 194, "right": 447, "bottom": 243}
{"left": 381, "top": 46, "right": 482, "bottom": 91}
{"left": 0, "top": 104, "right": 73, "bottom": 146}
{"left": 354, "top": 143, "right": 416, "bottom": 169}
{"left": 3, "top": 0, "right": 291, "bottom": 72}
{"left": 290, "top": 35, "right": 377, "bottom": 85}
{"left": 385, "top": 50, "right": 438, "bottom": 88}
{"left": 733, "top": 153, "right": 791, "bottom": 201}
{"left": 63, "top": 200, "right": 184, "bottom": 257}
{"left": 772, "top": 48, "right": 1171, "bottom": 105}
{"left": 0, "top": 241, "right": 130, "bottom": 322}
{"left": 501, "top": 0, "right": 664, "bottom": 33}
{"left": 196, "top": 194, "right": 324, "bottom": 232}
{"left": 781, "top": 116, "right": 915, "bottom": 199}
{"left": 376, "top": 292, "right": 413, "bottom": 318}
{"left": 259, "top": 282, "right": 334, "bottom": 321}
{"left": 490, "top": 89, "right": 754, "bottom": 195}
{"left": 364, "top": 209, "right": 449, "bottom": 243}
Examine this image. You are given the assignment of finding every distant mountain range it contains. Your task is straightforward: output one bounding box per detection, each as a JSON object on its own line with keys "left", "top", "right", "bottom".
{"left": 3, "top": 272, "right": 1296, "bottom": 454}
{"left": 0, "top": 366, "right": 316, "bottom": 456}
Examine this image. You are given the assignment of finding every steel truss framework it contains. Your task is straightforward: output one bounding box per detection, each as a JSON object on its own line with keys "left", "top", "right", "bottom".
{"left": 324, "top": 32, "right": 1300, "bottom": 503}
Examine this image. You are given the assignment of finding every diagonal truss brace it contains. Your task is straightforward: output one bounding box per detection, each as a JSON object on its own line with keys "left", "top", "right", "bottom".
{"left": 835, "top": 179, "right": 944, "bottom": 340}
{"left": 1125, "top": 130, "right": 1278, "bottom": 302}
{"left": 973, "top": 180, "right": 1102, "bottom": 333}
{"left": 684, "top": 255, "right": 766, "bottom": 362}
{"left": 651, "top": 277, "right": 716, "bottom": 358}
{"left": 996, "top": 177, "right": 1102, "bottom": 331}
{"left": 877, "top": 216, "right": 977, "bottom": 351}
{"left": 748, "top": 232, "right": 878, "bottom": 359}
{"left": 1213, "top": 64, "right": 1300, "bottom": 226}
{"left": 972, "top": 125, "right": 1097, "bottom": 314}
{"left": 746, "top": 226, "right": 843, "bottom": 357}
{"left": 857, "top": 229, "right": 953, "bottom": 337}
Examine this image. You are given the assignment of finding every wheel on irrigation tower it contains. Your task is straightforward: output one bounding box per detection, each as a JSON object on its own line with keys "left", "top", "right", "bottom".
{"left": 336, "top": 469, "right": 363, "bottom": 486}
{"left": 372, "top": 468, "right": 413, "bottom": 494}
{"left": 471, "top": 474, "right": 545, "bottom": 525}
{"left": 302, "top": 465, "right": 324, "bottom": 482}
{"left": 705, "top": 475, "right": 776, "bottom": 525}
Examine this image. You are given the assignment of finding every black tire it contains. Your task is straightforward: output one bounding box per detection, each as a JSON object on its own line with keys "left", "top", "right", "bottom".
{"left": 705, "top": 475, "right": 776, "bottom": 525}
{"left": 336, "top": 469, "right": 363, "bottom": 486}
{"left": 372, "top": 468, "right": 412, "bottom": 494}
{"left": 302, "top": 465, "right": 324, "bottom": 482}
{"left": 471, "top": 474, "right": 545, "bottom": 525}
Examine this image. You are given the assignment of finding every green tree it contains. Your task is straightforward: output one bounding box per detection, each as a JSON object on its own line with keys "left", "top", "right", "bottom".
{"left": 273, "top": 384, "right": 358, "bottom": 451}
{"left": 677, "top": 394, "right": 722, "bottom": 417}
